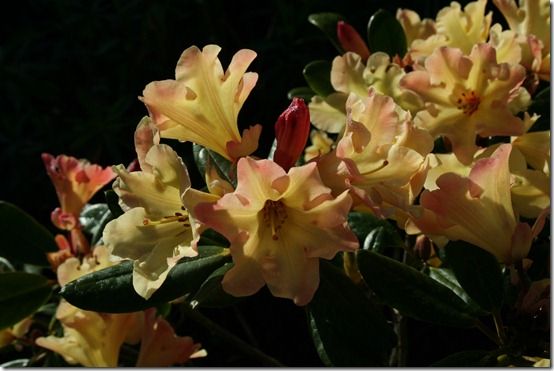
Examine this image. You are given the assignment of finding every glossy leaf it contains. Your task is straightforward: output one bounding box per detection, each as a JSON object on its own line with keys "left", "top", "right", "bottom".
{"left": 61, "top": 246, "right": 231, "bottom": 313}
{"left": 307, "top": 13, "right": 345, "bottom": 53}
{"left": 287, "top": 86, "right": 315, "bottom": 101}
{"left": 303, "top": 60, "right": 335, "bottom": 98}
{"left": 357, "top": 250, "right": 476, "bottom": 327}
{"left": 191, "top": 263, "right": 242, "bottom": 308}
{"left": 307, "top": 260, "right": 396, "bottom": 366}
{"left": 0, "top": 201, "right": 57, "bottom": 266}
{"left": 367, "top": 9, "right": 407, "bottom": 57}
{"left": 347, "top": 212, "right": 403, "bottom": 251}
{"left": 79, "top": 203, "right": 114, "bottom": 245}
{"left": 192, "top": 144, "right": 236, "bottom": 186}
{"left": 444, "top": 241, "right": 504, "bottom": 312}
{"left": 528, "top": 86, "right": 550, "bottom": 132}
{"left": 0, "top": 272, "right": 52, "bottom": 330}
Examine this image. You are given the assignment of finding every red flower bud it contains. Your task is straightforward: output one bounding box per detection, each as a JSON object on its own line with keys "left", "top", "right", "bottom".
{"left": 274, "top": 98, "right": 310, "bottom": 171}
{"left": 337, "top": 21, "right": 370, "bottom": 61}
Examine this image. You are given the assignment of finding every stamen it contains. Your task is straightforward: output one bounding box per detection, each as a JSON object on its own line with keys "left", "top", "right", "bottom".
{"left": 262, "top": 200, "right": 288, "bottom": 240}
{"left": 141, "top": 207, "right": 191, "bottom": 232}
{"left": 456, "top": 89, "right": 480, "bottom": 116}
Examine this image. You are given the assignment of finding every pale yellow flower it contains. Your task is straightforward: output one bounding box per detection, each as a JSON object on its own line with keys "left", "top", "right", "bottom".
{"left": 142, "top": 45, "right": 261, "bottom": 161}
{"left": 304, "top": 129, "right": 334, "bottom": 162}
{"left": 396, "top": 8, "right": 436, "bottom": 46}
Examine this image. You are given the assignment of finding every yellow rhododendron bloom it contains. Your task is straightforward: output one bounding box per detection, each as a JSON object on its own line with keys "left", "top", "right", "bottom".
{"left": 0, "top": 317, "right": 32, "bottom": 348}
{"left": 36, "top": 246, "right": 143, "bottom": 367}
{"left": 396, "top": 8, "right": 436, "bottom": 47}
{"left": 408, "top": 0, "right": 492, "bottom": 61}
{"left": 189, "top": 157, "right": 358, "bottom": 306}
{"left": 493, "top": 0, "right": 550, "bottom": 80}
{"left": 103, "top": 118, "right": 203, "bottom": 299}
{"left": 304, "top": 129, "right": 334, "bottom": 162}
{"left": 409, "top": 144, "right": 547, "bottom": 264}
{"left": 142, "top": 45, "right": 262, "bottom": 161}
{"left": 401, "top": 44, "right": 526, "bottom": 164}
{"left": 316, "top": 90, "right": 433, "bottom": 227}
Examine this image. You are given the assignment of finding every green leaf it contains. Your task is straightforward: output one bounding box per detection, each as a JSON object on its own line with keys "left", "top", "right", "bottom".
{"left": 428, "top": 267, "right": 487, "bottom": 316}
{"left": 307, "top": 13, "right": 345, "bottom": 53}
{"left": 357, "top": 250, "right": 476, "bottom": 327}
{"left": 307, "top": 261, "right": 396, "bottom": 366}
{"left": 0, "top": 359, "right": 30, "bottom": 367}
{"left": 367, "top": 9, "right": 407, "bottom": 57}
{"left": 528, "top": 86, "right": 550, "bottom": 132}
{"left": 0, "top": 272, "right": 52, "bottom": 330}
{"left": 79, "top": 203, "right": 114, "bottom": 245}
{"left": 191, "top": 263, "right": 242, "bottom": 308}
{"left": 192, "top": 144, "right": 236, "bottom": 186}
{"left": 347, "top": 212, "right": 403, "bottom": 252}
{"left": 104, "top": 189, "right": 124, "bottom": 218}
{"left": 432, "top": 350, "right": 496, "bottom": 367}
{"left": 0, "top": 201, "right": 57, "bottom": 266}
{"left": 287, "top": 86, "right": 315, "bottom": 101}
{"left": 61, "top": 246, "right": 231, "bottom": 313}
{"left": 444, "top": 241, "right": 504, "bottom": 312}
{"left": 303, "top": 60, "right": 335, "bottom": 98}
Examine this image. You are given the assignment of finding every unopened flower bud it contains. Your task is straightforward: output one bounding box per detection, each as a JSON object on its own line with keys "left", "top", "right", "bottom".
{"left": 337, "top": 21, "right": 370, "bottom": 61}
{"left": 414, "top": 235, "right": 441, "bottom": 267}
{"left": 274, "top": 98, "right": 311, "bottom": 171}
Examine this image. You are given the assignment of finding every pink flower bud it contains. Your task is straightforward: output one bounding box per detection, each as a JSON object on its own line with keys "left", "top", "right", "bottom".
{"left": 274, "top": 98, "right": 311, "bottom": 171}
{"left": 337, "top": 21, "right": 370, "bottom": 61}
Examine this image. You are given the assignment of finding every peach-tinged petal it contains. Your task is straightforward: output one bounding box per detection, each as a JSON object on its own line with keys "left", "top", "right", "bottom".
{"left": 134, "top": 116, "right": 160, "bottom": 173}
{"left": 331, "top": 53, "right": 368, "bottom": 96}
{"left": 143, "top": 45, "right": 258, "bottom": 160}
{"left": 512, "top": 130, "right": 550, "bottom": 173}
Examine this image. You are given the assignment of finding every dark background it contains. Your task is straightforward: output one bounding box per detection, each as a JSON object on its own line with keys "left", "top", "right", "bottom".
{"left": 1, "top": 0, "right": 501, "bottom": 366}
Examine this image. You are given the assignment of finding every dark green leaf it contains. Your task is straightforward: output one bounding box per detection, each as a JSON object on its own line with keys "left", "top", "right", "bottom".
{"left": 367, "top": 9, "right": 407, "bottom": 57}
{"left": 105, "top": 189, "right": 124, "bottom": 218}
{"left": 192, "top": 144, "right": 236, "bottom": 186}
{"left": 198, "top": 228, "right": 229, "bottom": 247}
{"left": 303, "top": 60, "right": 335, "bottom": 97}
{"left": 444, "top": 241, "right": 504, "bottom": 312}
{"left": 0, "top": 272, "right": 52, "bottom": 330}
{"left": 432, "top": 350, "right": 496, "bottom": 367}
{"left": 79, "top": 203, "right": 114, "bottom": 245}
{"left": 192, "top": 263, "right": 242, "bottom": 308}
{"left": 357, "top": 250, "right": 476, "bottom": 327}
{"left": 528, "top": 87, "right": 550, "bottom": 132}
{"left": 307, "top": 261, "right": 396, "bottom": 366}
{"left": 307, "top": 13, "right": 345, "bottom": 53}
{"left": 287, "top": 86, "right": 315, "bottom": 101}
{"left": 428, "top": 267, "right": 487, "bottom": 316}
{"left": 0, "top": 201, "right": 57, "bottom": 266}
{"left": 61, "top": 246, "right": 231, "bottom": 313}
{"left": 347, "top": 212, "right": 403, "bottom": 251}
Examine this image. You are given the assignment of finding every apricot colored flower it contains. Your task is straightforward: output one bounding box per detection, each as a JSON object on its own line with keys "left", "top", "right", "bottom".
{"left": 36, "top": 246, "right": 143, "bottom": 367}
{"left": 0, "top": 317, "right": 32, "bottom": 348}
{"left": 103, "top": 119, "right": 201, "bottom": 299}
{"left": 408, "top": 0, "right": 492, "bottom": 61}
{"left": 493, "top": 0, "right": 550, "bottom": 80}
{"left": 410, "top": 144, "right": 546, "bottom": 264}
{"left": 316, "top": 90, "right": 433, "bottom": 226}
{"left": 136, "top": 308, "right": 206, "bottom": 367}
{"left": 191, "top": 157, "right": 358, "bottom": 305}
{"left": 142, "top": 45, "right": 261, "bottom": 161}
{"left": 401, "top": 44, "right": 526, "bottom": 164}
{"left": 42, "top": 153, "right": 115, "bottom": 230}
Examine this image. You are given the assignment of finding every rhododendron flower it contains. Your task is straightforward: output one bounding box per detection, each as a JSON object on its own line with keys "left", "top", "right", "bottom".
{"left": 274, "top": 97, "right": 311, "bottom": 171}
{"left": 316, "top": 90, "right": 433, "bottom": 226}
{"left": 401, "top": 44, "right": 526, "bottom": 164}
{"left": 493, "top": 0, "right": 550, "bottom": 80}
{"left": 0, "top": 317, "right": 32, "bottom": 348}
{"left": 136, "top": 308, "right": 206, "bottom": 367}
{"left": 142, "top": 45, "right": 262, "bottom": 161}
{"left": 304, "top": 129, "right": 334, "bottom": 162}
{"left": 42, "top": 153, "right": 115, "bottom": 230}
{"left": 407, "top": 0, "right": 492, "bottom": 61}
{"left": 36, "top": 246, "right": 143, "bottom": 367}
{"left": 409, "top": 144, "right": 547, "bottom": 264}
{"left": 191, "top": 157, "right": 358, "bottom": 305}
{"left": 396, "top": 8, "right": 436, "bottom": 47}
{"left": 103, "top": 119, "right": 201, "bottom": 299}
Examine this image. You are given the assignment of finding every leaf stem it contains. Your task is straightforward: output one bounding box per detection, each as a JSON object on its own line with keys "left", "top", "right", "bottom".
{"left": 474, "top": 319, "right": 501, "bottom": 346}
{"left": 181, "top": 303, "right": 284, "bottom": 366}
{"left": 492, "top": 309, "right": 507, "bottom": 346}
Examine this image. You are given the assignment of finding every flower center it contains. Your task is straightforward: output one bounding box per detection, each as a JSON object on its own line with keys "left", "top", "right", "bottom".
{"left": 262, "top": 200, "right": 288, "bottom": 240}
{"left": 456, "top": 90, "right": 480, "bottom": 116}
{"left": 142, "top": 208, "right": 191, "bottom": 229}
